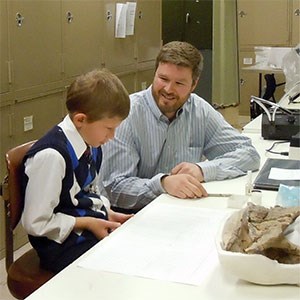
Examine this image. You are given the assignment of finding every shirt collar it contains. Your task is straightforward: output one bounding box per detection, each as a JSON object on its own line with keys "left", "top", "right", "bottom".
{"left": 58, "top": 115, "right": 87, "bottom": 159}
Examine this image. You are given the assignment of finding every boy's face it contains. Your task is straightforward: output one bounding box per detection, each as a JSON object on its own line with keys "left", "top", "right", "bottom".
{"left": 74, "top": 114, "right": 123, "bottom": 147}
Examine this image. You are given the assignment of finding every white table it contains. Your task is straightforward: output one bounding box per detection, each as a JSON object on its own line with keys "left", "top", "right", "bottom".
{"left": 24, "top": 133, "right": 299, "bottom": 300}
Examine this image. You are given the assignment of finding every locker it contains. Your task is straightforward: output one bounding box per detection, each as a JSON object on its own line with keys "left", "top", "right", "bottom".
{"left": 12, "top": 92, "right": 64, "bottom": 146}
{"left": 102, "top": 0, "right": 136, "bottom": 70}
{"left": 0, "top": 0, "right": 9, "bottom": 94}
{"left": 8, "top": 0, "right": 62, "bottom": 91}
{"left": 117, "top": 71, "right": 136, "bottom": 95}
{"left": 135, "top": 0, "right": 162, "bottom": 63}
{"left": 62, "top": 0, "right": 104, "bottom": 78}
{"left": 136, "top": 68, "right": 155, "bottom": 91}
{"left": 291, "top": 0, "right": 300, "bottom": 46}
{"left": 237, "top": 0, "right": 289, "bottom": 47}
{"left": 0, "top": 104, "right": 13, "bottom": 180}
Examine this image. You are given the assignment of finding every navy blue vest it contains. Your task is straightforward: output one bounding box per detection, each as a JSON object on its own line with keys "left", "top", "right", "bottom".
{"left": 22, "top": 125, "right": 107, "bottom": 248}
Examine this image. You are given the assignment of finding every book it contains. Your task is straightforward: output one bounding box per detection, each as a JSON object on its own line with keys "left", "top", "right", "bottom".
{"left": 253, "top": 158, "right": 300, "bottom": 191}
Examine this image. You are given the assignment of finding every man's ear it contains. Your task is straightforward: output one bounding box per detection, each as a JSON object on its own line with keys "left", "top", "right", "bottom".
{"left": 191, "top": 77, "right": 199, "bottom": 92}
{"left": 73, "top": 113, "right": 87, "bottom": 128}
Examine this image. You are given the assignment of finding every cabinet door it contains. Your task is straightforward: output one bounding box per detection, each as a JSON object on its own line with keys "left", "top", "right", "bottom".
{"left": 0, "top": 104, "right": 13, "bottom": 180}
{"left": 291, "top": 0, "right": 300, "bottom": 46}
{"left": 117, "top": 72, "right": 136, "bottom": 94}
{"left": 136, "top": 68, "right": 155, "bottom": 91}
{"left": 237, "top": 0, "right": 289, "bottom": 47}
{"left": 13, "top": 92, "right": 64, "bottom": 146}
{"left": 135, "top": 0, "right": 162, "bottom": 63}
{"left": 62, "top": 0, "right": 104, "bottom": 78}
{"left": 102, "top": 0, "right": 136, "bottom": 70}
{"left": 0, "top": 0, "right": 9, "bottom": 94}
{"left": 8, "top": 0, "right": 62, "bottom": 91}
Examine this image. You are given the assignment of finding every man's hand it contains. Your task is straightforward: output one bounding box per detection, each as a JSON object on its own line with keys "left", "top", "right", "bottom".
{"left": 161, "top": 174, "right": 208, "bottom": 199}
{"left": 171, "top": 162, "right": 204, "bottom": 182}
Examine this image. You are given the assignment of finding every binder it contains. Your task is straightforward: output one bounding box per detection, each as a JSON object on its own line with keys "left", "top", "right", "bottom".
{"left": 253, "top": 158, "right": 300, "bottom": 191}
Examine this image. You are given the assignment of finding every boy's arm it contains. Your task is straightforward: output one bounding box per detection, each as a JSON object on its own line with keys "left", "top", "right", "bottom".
{"left": 74, "top": 210, "right": 133, "bottom": 239}
{"left": 22, "top": 149, "right": 75, "bottom": 244}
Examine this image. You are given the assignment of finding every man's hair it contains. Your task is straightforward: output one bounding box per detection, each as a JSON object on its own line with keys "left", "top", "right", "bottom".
{"left": 155, "top": 41, "right": 203, "bottom": 83}
{"left": 66, "top": 69, "right": 130, "bottom": 122}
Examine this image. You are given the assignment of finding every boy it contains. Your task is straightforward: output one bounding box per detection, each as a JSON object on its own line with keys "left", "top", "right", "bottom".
{"left": 22, "top": 69, "right": 132, "bottom": 273}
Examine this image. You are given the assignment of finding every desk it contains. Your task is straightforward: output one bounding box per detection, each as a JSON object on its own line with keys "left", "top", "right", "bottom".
{"left": 242, "top": 65, "right": 284, "bottom": 98}
{"left": 24, "top": 134, "right": 298, "bottom": 300}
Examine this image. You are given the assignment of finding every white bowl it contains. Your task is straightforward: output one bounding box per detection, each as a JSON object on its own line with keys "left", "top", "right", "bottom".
{"left": 216, "top": 217, "right": 300, "bottom": 286}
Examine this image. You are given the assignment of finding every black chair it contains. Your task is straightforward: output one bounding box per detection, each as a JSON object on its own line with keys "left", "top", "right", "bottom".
{"left": 250, "top": 73, "right": 285, "bottom": 119}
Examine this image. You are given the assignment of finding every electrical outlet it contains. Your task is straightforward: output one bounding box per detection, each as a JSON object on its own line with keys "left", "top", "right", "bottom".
{"left": 23, "top": 115, "right": 33, "bottom": 132}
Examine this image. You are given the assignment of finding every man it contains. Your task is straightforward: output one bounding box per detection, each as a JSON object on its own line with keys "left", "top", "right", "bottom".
{"left": 101, "top": 41, "right": 260, "bottom": 212}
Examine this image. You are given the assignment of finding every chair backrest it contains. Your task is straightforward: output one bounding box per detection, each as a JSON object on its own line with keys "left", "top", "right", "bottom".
{"left": 5, "top": 141, "right": 36, "bottom": 228}
{"left": 2, "top": 140, "right": 36, "bottom": 269}
{"left": 2, "top": 140, "right": 54, "bottom": 299}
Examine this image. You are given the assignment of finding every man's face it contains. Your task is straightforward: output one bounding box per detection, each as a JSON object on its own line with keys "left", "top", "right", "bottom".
{"left": 152, "top": 62, "right": 198, "bottom": 120}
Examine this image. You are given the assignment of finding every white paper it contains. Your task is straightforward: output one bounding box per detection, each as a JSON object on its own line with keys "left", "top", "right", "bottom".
{"left": 115, "top": 3, "right": 127, "bottom": 38}
{"left": 78, "top": 203, "right": 229, "bottom": 286}
{"left": 269, "top": 167, "right": 300, "bottom": 180}
{"left": 126, "top": 2, "right": 136, "bottom": 35}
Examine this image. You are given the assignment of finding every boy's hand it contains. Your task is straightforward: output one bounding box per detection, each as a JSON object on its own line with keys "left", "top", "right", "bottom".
{"left": 89, "top": 218, "right": 121, "bottom": 239}
{"left": 109, "top": 210, "right": 134, "bottom": 224}
{"left": 75, "top": 217, "right": 121, "bottom": 239}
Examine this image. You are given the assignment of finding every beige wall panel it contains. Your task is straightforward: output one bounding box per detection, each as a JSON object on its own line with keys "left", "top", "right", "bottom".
{"left": 8, "top": 1, "right": 62, "bottom": 91}
{"left": 237, "top": 0, "right": 289, "bottom": 47}
{"left": 12, "top": 92, "right": 64, "bottom": 146}
{"left": 102, "top": 0, "right": 135, "bottom": 69}
{"left": 62, "top": 0, "right": 104, "bottom": 78}
{"left": 117, "top": 72, "right": 136, "bottom": 94}
{"left": 0, "top": 104, "right": 13, "bottom": 260}
{"left": 239, "top": 71, "right": 256, "bottom": 116}
{"left": 0, "top": 105, "right": 13, "bottom": 180}
{"left": 0, "top": 0, "right": 9, "bottom": 94}
{"left": 291, "top": 0, "right": 300, "bottom": 46}
{"left": 136, "top": 68, "right": 155, "bottom": 91}
{"left": 135, "top": 0, "right": 161, "bottom": 62}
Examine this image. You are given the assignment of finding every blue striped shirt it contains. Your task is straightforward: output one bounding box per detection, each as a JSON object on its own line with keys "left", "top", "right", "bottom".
{"left": 101, "top": 86, "right": 260, "bottom": 210}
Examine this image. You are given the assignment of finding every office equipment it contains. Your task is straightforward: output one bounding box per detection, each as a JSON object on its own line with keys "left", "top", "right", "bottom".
{"left": 0, "top": 141, "right": 54, "bottom": 299}
{"left": 251, "top": 95, "right": 300, "bottom": 140}
{"left": 289, "top": 132, "right": 300, "bottom": 160}
{"left": 261, "top": 111, "right": 300, "bottom": 140}
{"left": 253, "top": 158, "right": 300, "bottom": 191}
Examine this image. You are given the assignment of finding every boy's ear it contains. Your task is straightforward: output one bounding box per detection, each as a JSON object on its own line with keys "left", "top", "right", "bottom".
{"left": 73, "top": 113, "right": 87, "bottom": 128}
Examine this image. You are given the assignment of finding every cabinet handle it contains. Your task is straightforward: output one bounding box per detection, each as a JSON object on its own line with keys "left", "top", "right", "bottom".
{"left": 186, "top": 12, "right": 190, "bottom": 24}
{"left": 66, "top": 11, "right": 74, "bottom": 23}
{"left": 16, "top": 12, "right": 24, "bottom": 27}
{"left": 294, "top": 8, "right": 300, "bottom": 16}
{"left": 238, "top": 10, "right": 247, "bottom": 18}
{"left": 240, "top": 78, "right": 246, "bottom": 85}
{"left": 106, "top": 10, "right": 112, "bottom": 21}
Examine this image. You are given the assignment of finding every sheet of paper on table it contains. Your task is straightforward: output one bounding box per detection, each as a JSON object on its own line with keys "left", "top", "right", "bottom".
{"left": 78, "top": 203, "right": 230, "bottom": 286}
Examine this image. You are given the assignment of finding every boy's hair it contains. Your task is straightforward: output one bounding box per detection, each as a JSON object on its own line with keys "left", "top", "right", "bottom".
{"left": 66, "top": 69, "right": 130, "bottom": 122}
{"left": 155, "top": 41, "right": 203, "bottom": 83}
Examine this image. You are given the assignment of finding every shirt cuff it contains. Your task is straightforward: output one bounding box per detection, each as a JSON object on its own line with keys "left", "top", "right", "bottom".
{"left": 147, "top": 173, "right": 168, "bottom": 195}
{"left": 197, "top": 161, "right": 217, "bottom": 182}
